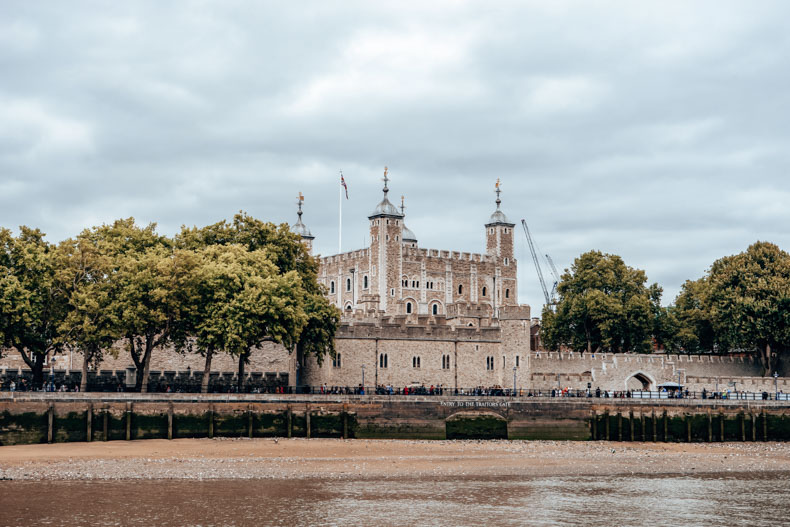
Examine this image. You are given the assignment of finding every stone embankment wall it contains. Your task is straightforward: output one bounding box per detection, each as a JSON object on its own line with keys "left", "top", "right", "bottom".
{"left": 2, "top": 394, "right": 790, "bottom": 446}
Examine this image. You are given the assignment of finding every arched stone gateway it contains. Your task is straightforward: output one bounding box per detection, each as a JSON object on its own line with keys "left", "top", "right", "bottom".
{"left": 445, "top": 411, "right": 508, "bottom": 440}
{"left": 626, "top": 371, "right": 656, "bottom": 391}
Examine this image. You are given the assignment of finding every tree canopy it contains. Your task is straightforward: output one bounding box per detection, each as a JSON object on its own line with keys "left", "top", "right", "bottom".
{"left": 541, "top": 250, "right": 661, "bottom": 354}
{"left": 0, "top": 214, "right": 339, "bottom": 391}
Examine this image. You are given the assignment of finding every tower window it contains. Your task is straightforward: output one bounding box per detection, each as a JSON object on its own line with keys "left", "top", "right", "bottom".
{"left": 432, "top": 304, "right": 438, "bottom": 315}
{"left": 486, "top": 356, "right": 494, "bottom": 371}
{"left": 379, "top": 353, "right": 388, "bottom": 368}
{"left": 363, "top": 275, "right": 369, "bottom": 289}
{"left": 332, "top": 353, "right": 342, "bottom": 368}
{"left": 442, "top": 355, "right": 451, "bottom": 369}
{"left": 346, "top": 278, "right": 351, "bottom": 292}
{"left": 412, "top": 356, "right": 421, "bottom": 368}
{"left": 330, "top": 281, "right": 335, "bottom": 294}
{"left": 482, "top": 286, "right": 487, "bottom": 297}
{"left": 406, "top": 302, "right": 413, "bottom": 314}
{"left": 504, "top": 257, "right": 509, "bottom": 266}
{"left": 458, "top": 284, "right": 463, "bottom": 295}
{"left": 516, "top": 355, "right": 520, "bottom": 367}
{"left": 505, "top": 288, "right": 510, "bottom": 299}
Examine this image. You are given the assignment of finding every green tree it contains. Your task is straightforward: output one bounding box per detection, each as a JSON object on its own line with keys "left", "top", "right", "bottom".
{"left": 671, "top": 277, "right": 717, "bottom": 354}
{"left": 0, "top": 227, "right": 66, "bottom": 387}
{"left": 706, "top": 241, "right": 790, "bottom": 375}
{"left": 184, "top": 245, "right": 306, "bottom": 393}
{"left": 542, "top": 250, "right": 659, "bottom": 354}
{"left": 55, "top": 230, "right": 120, "bottom": 392}
{"left": 177, "top": 213, "right": 338, "bottom": 383}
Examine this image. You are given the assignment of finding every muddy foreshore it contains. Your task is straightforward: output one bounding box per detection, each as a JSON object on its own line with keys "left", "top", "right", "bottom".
{"left": 1, "top": 438, "right": 790, "bottom": 481}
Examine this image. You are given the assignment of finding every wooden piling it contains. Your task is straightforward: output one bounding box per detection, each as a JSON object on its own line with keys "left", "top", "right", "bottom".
{"left": 629, "top": 411, "right": 634, "bottom": 441}
{"left": 763, "top": 412, "right": 768, "bottom": 441}
{"left": 167, "top": 405, "right": 173, "bottom": 440}
{"left": 126, "top": 402, "right": 132, "bottom": 441}
{"left": 707, "top": 412, "right": 713, "bottom": 442}
{"left": 343, "top": 403, "right": 349, "bottom": 439}
{"left": 663, "top": 411, "right": 668, "bottom": 442}
{"left": 208, "top": 405, "right": 214, "bottom": 439}
{"left": 306, "top": 405, "right": 311, "bottom": 439}
{"left": 103, "top": 411, "right": 108, "bottom": 441}
{"left": 86, "top": 404, "right": 93, "bottom": 442}
{"left": 47, "top": 403, "right": 54, "bottom": 444}
{"left": 686, "top": 414, "right": 691, "bottom": 442}
{"left": 287, "top": 406, "right": 292, "bottom": 438}
{"left": 640, "top": 413, "right": 645, "bottom": 442}
{"left": 740, "top": 413, "right": 745, "bottom": 442}
{"left": 617, "top": 412, "right": 622, "bottom": 441}
{"left": 248, "top": 405, "right": 254, "bottom": 439}
{"left": 720, "top": 413, "right": 725, "bottom": 442}
{"left": 652, "top": 410, "right": 657, "bottom": 442}
{"left": 751, "top": 413, "right": 756, "bottom": 441}
{"left": 605, "top": 411, "right": 610, "bottom": 440}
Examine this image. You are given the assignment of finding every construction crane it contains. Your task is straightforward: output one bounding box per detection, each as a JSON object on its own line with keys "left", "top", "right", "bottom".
{"left": 545, "top": 254, "right": 560, "bottom": 300}
{"left": 521, "top": 219, "right": 553, "bottom": 308}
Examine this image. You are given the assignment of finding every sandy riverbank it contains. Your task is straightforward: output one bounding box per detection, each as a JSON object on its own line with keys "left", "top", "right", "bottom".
{"left": 1, "top": 438, "right": 789, "bottom": 480}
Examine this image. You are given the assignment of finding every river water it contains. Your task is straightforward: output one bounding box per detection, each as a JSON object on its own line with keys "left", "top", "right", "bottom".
{"left": 1, "top": 473, "right": 788, "bottom": 526}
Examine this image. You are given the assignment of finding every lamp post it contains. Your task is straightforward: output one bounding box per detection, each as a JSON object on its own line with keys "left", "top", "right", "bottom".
{"left": 513, "top": 366, "right": 517, "bottom": 396}
{"left": 361, "top": 364, "right": 365, "bottom": 394}
{"left": 774, "top": 371, "right": 779, "bottom": 400}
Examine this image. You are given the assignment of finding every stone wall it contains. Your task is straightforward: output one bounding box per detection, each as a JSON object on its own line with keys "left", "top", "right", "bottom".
{"left": 527, "top": 351, "right": 776, "bottom": 392}
{"left": 3, "top": 393, "right": 790, "bottom": 445}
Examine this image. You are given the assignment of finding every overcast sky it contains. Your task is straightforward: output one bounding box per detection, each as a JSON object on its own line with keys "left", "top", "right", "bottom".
{"left": 2, "top": 1, "right": 789, "bottom": 312}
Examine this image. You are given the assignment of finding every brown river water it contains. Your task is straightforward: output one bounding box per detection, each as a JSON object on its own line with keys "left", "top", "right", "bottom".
{"left": 1, "top": 473, "right": 788, "bottom": 526}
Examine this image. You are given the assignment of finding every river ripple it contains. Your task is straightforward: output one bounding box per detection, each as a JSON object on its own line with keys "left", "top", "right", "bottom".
{"left": 1, "top": 473, "right": 789, "bottom": 526}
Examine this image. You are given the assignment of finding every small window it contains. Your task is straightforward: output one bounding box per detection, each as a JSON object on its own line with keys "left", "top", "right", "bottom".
{"left": 332, "top": 353, "right": 342, "bottom": 368}
{"left": 432, "top": 304, "right": 438, "bottom": 315}
{"left": 482, "top": 286, "right": 487, "bottom": 297}
{"left": 516, "top": 355, "right": 520, "bottom": 367}
{"left": 396, "top": 236, "right": 399, "bottom": 241}
{"left": 412, "top": 356, "right": 421, "bottom": 368}
{"left": 503, "top": 356, "right": 505, "bottom": 368}
{"left": 330, "top": 281, "right": 335, "bottom": 294}
{"left": 406, "top": 302, "right": 413, "bottom": 314}
{"left": 379, "top": 353, "right": 388, "bottom": 368}
{"left": 458, "top": 284, "right": 463, "bottom": 295}
{"left": 505, "top": 288, "right": 510, "bottom": 299}
{"left": 390, "top": 288, "right": 395, "bottom": 296}
{"left": 504, "top": 257, "right": 509, "bottom": 266}
{"left": 346, "top": 278, "right": 351, "bottom": 292}
{"left": 363, "top": 275, "right": 369, "bottom": 289}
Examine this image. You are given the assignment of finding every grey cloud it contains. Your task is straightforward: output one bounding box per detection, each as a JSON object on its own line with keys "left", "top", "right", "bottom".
{"left": 1, "top": 0, "right": 789, "bottom": 313}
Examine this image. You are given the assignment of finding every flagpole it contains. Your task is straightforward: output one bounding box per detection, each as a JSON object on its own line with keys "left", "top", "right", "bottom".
{"left": 338, "top": 171, "right": 342, "bottom": 254}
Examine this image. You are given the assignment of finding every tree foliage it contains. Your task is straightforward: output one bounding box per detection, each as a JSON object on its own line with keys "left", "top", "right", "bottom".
{"left": 706, "top": 241, "right": 790, "bottom": 375}
{"left": 541, "top": 250, "right": 661, "bottom": 354}
{"left": 0, "top": 227, "right": 66, "bottom": 385}
{"left": 0, "top": 214, "right": 338, "bottom": 391}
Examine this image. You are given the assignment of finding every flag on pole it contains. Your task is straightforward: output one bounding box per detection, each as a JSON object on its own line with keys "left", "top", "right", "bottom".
{"left": 341, "top": 172, "right": 349, "bottom": 199}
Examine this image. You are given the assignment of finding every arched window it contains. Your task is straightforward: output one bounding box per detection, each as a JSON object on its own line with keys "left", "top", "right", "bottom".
{"left": 379, "top": 353, "right": 388, "bottom": 368}
{"left": 432, "top": 304, "right": 438, "bottom": 315}
{"left": 346, "top": 278, "right": 351, "bottom": 291}
{"left": 458, "top": 284, "right": 463, "bottom": 295}
{"left": 505, "top": 288, "right": 510, "bottom": 299}
{"left": 412, "top": 356, "right": 421, "bottom": 368}
{"left": 363, "top": 275, "right": 369, "bottom": 289}
{"left": 330, "top": 281, "right": 335, "bottom": 294}
{"left": 332, "top": 353, "right": 342, "bottom": 368}
{"left": 406, "top": 302, "right": 413, "bottom": 314}
{"left": 482, "top": 286, "right": 487, "bottom": 297}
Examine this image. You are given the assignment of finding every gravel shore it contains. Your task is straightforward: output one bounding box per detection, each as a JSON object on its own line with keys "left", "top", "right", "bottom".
{"left": 1, "top": 438, "right": 789, "bottom": 481}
